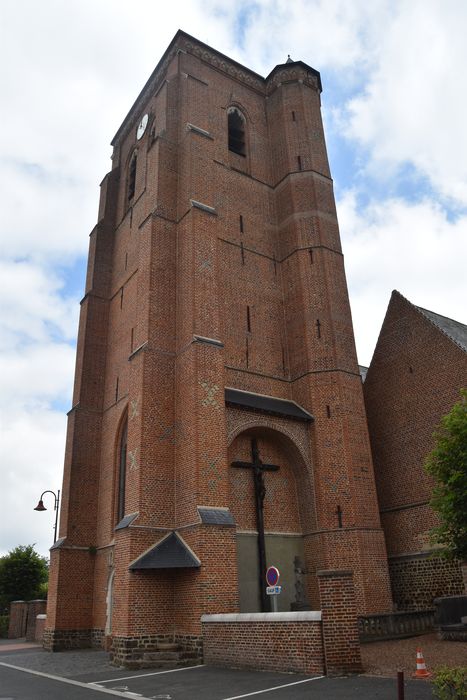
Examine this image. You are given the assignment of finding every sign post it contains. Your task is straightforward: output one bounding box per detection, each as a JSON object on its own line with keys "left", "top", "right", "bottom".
{"left": 266, "top": 566, "right": 281, "bottom": 612}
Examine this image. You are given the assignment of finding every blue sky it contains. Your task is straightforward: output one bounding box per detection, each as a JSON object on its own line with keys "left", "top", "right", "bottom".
{"left": 1, "top": 0, "right": 467, "bottom": 558}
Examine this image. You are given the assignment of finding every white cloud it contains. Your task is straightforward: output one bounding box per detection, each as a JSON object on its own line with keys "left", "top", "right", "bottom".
{"left": 0, "top": 261, "right": 78, "bottom": 349}
{"left": 0, "top": 408, "right": 67, "bottom": 558}
{"left": 339, "top": 190, "right": 467, "bottom": 366}
{"left": 342, "top": 1, "right": 467, "bottom": 206}
{"left": 1, "top": 0, "right": 466, "bottom": 560}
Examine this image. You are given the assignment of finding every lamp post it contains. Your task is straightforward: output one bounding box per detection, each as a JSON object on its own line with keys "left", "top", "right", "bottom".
{"left": 34, "top": 490, "right": 60, "bottom": 544}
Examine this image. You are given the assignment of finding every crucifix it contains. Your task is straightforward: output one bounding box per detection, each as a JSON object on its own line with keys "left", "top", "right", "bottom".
{"left": 231, "top": 437, "right": 280, "bottom": 612}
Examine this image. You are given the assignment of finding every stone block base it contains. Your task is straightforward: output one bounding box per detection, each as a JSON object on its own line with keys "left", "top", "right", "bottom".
{"left": 43, "top": 628, "right": 93, "bottom": 650}
{"left": 389, "top": 554, "right": 464, "bottom": 611}
{"left": 110, "top": 634, "right": 203, "bottom": 668}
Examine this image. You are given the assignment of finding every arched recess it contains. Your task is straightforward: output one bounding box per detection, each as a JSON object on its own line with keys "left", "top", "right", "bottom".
{"left": 227, "top": 424, "right": 317, "bottom": 613}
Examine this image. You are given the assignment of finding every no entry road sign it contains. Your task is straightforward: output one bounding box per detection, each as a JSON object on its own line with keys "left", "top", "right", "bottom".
{"left": 266, "top": 566, "right": 280, "bottom": 587}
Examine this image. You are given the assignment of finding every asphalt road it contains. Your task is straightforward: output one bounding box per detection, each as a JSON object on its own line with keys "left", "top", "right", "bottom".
{"left": 0, "top": 659, "right": 434, "bottom": 700}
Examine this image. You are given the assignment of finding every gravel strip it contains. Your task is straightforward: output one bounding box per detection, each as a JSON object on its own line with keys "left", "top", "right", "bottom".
{"left": 361, "top": 632, "right": 466, "bottom": 677}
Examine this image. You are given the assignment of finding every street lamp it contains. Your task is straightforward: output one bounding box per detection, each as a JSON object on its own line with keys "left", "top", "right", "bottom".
{"left": 34, "top": 490, "right": 60, "bottom": 544}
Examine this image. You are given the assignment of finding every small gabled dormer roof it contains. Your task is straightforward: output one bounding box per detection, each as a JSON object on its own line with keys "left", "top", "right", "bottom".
{"left": 129, "top": 531, "right": 201, "bottom": 570}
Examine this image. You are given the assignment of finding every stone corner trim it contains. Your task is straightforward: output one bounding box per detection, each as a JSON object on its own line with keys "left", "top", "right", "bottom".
{"left": 202, "top": 611, "right": 321, "bottom": 623}
{"left": 193, "top": 335, "right": 224, "bottom": 348}
{"left": 317, "top": 569, "right": 353, "bottom": 578}
{"left": 186, "top": 123, "right": 214, "bottom": 139}
{"left": 190, "top": 199, "right": 217, "bottom": 215}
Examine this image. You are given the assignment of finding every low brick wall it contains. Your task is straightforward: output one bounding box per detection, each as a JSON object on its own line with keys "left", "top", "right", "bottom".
{"left": 8, "top": 599, "right": 47, "bottom": 641}
{"left": 8, "top": 601, "right": 28, "bottom": 639}
{"left": 202, "top": 612, "right": 323, "bottom": 675}
{"left": 35, "top": 614, "right": 46, "bottom": 642}
{"left": 25, "top": 600, "right": 47, "bottom": 641}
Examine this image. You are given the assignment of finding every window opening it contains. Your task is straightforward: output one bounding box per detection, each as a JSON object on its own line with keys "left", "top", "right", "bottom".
{"left": 127, "top": 152, "right": 137, "bottom": 201}
{"left": 228, "top": 109, "right": 246, "bottom": 156}
{"left": 247, "top": 305, "right": 251, "bottom": 332}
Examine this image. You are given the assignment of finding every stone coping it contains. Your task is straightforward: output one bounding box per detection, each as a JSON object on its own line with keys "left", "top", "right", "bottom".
{"left": 201, "top": 611, "right": 321, "bottom": 623}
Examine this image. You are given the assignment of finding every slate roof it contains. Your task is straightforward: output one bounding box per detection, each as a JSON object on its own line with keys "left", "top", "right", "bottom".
{"left": 225, "top": 387, "right": 313, "bottom": 422}
{"left": 198, "top": 507, "right": 235, "bottom": 526}
{"left": 129, "top": 531, "right": 201, "bottom": 570}
{"left": 115, "top": 512, "right": 138, "bottom": 530}
{"left": 416, "top": 306, "right": 467, "bottom": 353}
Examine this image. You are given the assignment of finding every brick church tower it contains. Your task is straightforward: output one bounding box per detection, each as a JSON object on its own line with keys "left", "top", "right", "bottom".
{"left": 45, "top": 31, "right": 393, "bottom": 659}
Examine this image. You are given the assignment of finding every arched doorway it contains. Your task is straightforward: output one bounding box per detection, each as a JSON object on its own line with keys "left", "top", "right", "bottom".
{"left": 105, "top": 569, "right": 115, "bottom": 636}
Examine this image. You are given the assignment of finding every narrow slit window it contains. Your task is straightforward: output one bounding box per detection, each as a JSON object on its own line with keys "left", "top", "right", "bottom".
{"left": 115, "top": 377, "right": 119, "bottom": 403}
{"left": 117, "top": 419, "right": 128, "bottom": 522}
{"left": 297, "top": 155, "right": 302, "bottom": 170}
{"left": 228, "top": 108, "right": 246, "bottom": 156}
{"left": 127, "top": 152, "right": 137, "bottom": 201}
{"left": 240, "top": 214, "right": 244, "bottom": 232}
{"left": 247, "top": 305, "right": 251, "bottom": 332}
{"left": 292, "top": 110, "right": 296, "bottom": 121}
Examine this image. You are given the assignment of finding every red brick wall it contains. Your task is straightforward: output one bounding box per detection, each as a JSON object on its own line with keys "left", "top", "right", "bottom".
{"left": 202, "top": 613, "right": 324, "bottom": 674}
{"left": 317, "top": 570, "right": 362, "bottom": 674}
{"left": 202, "top": 569, "right": 362, "bottom": 674}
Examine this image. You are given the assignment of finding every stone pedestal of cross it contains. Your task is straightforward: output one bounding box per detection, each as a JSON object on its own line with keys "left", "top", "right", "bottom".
{"left": 231, "top": 437, "right": 279, "bottom": 612}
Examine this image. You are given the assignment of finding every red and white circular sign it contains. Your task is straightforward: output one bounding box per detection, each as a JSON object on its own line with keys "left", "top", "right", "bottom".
{"left": 266, "top": 566, "right": 280, "bottom": 587}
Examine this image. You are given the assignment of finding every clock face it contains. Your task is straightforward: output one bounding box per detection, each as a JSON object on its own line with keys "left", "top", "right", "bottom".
{"left": 136, "top": 114, "right": 149, "bottom": 140}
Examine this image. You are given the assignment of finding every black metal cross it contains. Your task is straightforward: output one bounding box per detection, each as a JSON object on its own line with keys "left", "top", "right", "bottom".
{"left": 231, "top": 437, "right": 279, "bottom": 612}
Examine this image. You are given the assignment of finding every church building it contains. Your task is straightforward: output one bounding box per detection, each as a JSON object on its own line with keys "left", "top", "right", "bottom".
{"left": 44, "top": 30, "right": 394, "bottom": 663}
{"left": 363, "top": 290, "right": 466, "bottom": 610}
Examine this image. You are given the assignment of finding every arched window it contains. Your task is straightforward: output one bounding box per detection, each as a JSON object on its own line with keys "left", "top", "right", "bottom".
{"left": 228, "top": 108, "right": 246, "bottom": 156}
{"left": 117, "top": 418, "right": 128, "bottom": 522}
{"left": 127, "top": 152, "right": 137, "bottom": 202}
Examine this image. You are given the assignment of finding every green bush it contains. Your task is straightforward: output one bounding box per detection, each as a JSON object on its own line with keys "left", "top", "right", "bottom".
{"left": 0, "top": 615, "right": 9, "bottom": 638}
{"left": 433, "top": 666, "right": 467, "bottom": 699}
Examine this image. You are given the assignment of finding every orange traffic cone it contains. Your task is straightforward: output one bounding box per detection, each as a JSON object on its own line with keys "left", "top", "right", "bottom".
{"left": 413, "top": 648, "right": 431, "bottom": 679}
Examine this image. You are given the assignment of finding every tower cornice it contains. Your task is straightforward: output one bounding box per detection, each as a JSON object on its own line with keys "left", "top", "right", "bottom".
{"left": 111, "top": 30, "right": 321, "bottom": 147}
